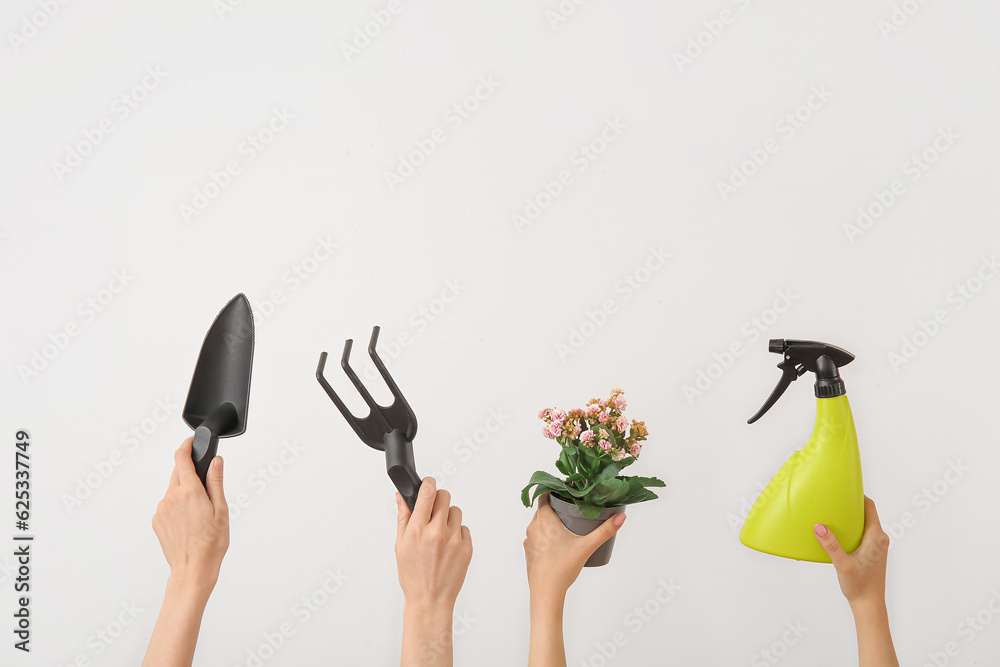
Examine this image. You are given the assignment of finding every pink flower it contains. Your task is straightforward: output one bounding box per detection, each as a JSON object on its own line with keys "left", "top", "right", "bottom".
{"left": 570, "top": 424, "right": 582, "bottom": 438}
{"left": 630, "top": 443, "right": 642, "bottom": 458}
{"left": 546, "top": 422, "right": 563, "bottom": 438}
{"left": 610, "top": 387, "right": 623, "bottom": 396}
{"left": 550, "top": 408, "right": 567, "bottom": 424}
{"left": 599, "top": 412, "right": 612, "bottom": 424}
{"left": 542, "top": 425, "right": 555, "bottom": 439}
{"left": 611, "top": 447, "right": 626, "bottom": 461}
{"left": 538, "top": 408, "right": 552, "bottom": 421}
{"left": 599, "top": 439, "right": 611, "bottom": 451}
{"left": 599, "top": 399, "right": 609, "bottom": 409}
{"left": 614, "top": 395, "right": 627, "bottom": 412}
{"left": 580, "top": 429, "right": 595, "bottom": 443}
{"left": 615, "top": 415, "right": 628, "bottom": 432}
{"left": 585, "top": 404, "right": 601, "bottom": 417}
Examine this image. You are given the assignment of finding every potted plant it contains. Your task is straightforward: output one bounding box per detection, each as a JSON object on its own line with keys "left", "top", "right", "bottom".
{"left": 521, "top": 388, "right": 665, "bottom": 566}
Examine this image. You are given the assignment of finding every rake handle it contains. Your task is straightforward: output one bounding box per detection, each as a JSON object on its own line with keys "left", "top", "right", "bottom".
{"left": 385, "top": 429, "right": 422, "bottom": 511}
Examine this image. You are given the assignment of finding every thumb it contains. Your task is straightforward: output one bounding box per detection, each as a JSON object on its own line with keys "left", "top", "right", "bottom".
{"left": 583, "top": 512, "right": 626, "bottom": 555}
{"left": 396, "top": 492, "right": 411, "bottom": 542}
{"left": 814, "top": 523, "right": 850, "bottom": 570}
{"left": 206, "top": 456, "right": 227, "bottom": 514}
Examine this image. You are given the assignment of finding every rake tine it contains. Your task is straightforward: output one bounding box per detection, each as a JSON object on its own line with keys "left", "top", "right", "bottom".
{"left": 316, "top": 351, "right": 374, "bottom": 444}
{"left": 316, "top": 326, "right": 423, "bottom": 511}
{"left": 366, "top": 326, "right": 418, "bottom": 441}
{"left": 339, "top": 337, "right": 393, "bottom": 434}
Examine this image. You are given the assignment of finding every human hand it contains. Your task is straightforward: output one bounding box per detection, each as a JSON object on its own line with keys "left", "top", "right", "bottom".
{"left": 523, "top": 493, "right": 626, "bottom": 603}
{"left": 151, "top": 437, "right": 229, "bottom": 600}
{"left": 814, "top": 495, "right": 891, "bottom": 610}
{"left": 142, "top": 437, "right": 229, "bottom": 667}
{"left": 395, "top": 477, "right": 473, "bottom": 610}
{"left": 815, "top": 497, "right": 899, "bottom": 666}
{"left": 396, "top": 478, "right": 472, "bottom": 667}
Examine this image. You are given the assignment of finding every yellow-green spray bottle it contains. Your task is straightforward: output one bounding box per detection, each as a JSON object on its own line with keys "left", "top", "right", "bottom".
{"left": 739, "top": 339, "right": 864, "bottom": 563}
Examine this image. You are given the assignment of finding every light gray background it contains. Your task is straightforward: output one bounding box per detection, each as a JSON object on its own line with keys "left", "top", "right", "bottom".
{"left": 2, "top": 0, "right": 999, "bottom": 665}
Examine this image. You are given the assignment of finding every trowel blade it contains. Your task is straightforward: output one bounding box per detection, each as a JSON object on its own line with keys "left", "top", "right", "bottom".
{"left": 182, "top": 294, "right": 255, "bottom": 437}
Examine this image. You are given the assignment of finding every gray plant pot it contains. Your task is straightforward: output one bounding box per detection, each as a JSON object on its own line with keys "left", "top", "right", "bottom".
{"left": 549, "top": 494, "right": 625, "bottom": 567}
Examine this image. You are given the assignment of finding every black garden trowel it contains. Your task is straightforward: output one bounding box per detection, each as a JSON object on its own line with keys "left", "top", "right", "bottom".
{"left": 182, "top": 294, "right": 255, "bottom": 487}
{"left": 316, "top": 326, "right": 422, "bottom": 510}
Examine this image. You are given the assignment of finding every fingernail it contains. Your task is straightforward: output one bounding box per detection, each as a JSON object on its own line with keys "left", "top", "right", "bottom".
{"left": 613, "top": 514, "right": 626, "bottom": 527}
{"left": 213, "top": 457, "right": 223, "bottom": 470}
{"left": 814, "top": 523, "right": 828, "bottom": 538}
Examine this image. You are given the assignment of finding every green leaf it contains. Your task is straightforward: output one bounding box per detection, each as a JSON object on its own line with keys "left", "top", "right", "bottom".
{"left": 591, "top": 459, "right": 626, "bottom": 486}
{"left": 561, "top": 460, "right": 625, "bottom": 498}
{"left": 555, "top": 450, "right": 572, "bottom": 476}
{"left": 530, "top": 481, "right": 567, "bottom": 506}
{"left": 617, "top": 455, "right": 636, "bottom": 469}
{"left": 566, "top": 446, "right": 579, "bottom": 471}
{"left": 580, "top": 445, "right": 599, "bottom": 473}
{"left": 629, "top": 476, "right": 666, "bottom": 488}
{"left": 575, "top": 499, "right": 604, "bottom": 519}
{"left": 586, "top": 477, "right": 631, "bottom": 506}
{"left": 559, "top": 483, "right": 593, "bottom": 498}
{"left": 521, "top": 471, "right": 569, "bottom": 507}
{"left": 621, "top": 488, "right": 660, "bottom": 505}
{"left": 619, "top": 476, "right": 664, "bottom": 504}
{"left": 604, "top": 476, "right": 666, "bottom": 506}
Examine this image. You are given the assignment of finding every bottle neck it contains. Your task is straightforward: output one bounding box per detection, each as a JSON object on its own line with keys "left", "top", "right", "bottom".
{"left": 814, "top": 354, "right": 846, "bottom": 398}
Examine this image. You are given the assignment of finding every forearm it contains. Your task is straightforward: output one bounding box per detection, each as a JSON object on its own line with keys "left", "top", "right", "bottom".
{"left": 529, "top": 591, "right": 567, "bottom": 667}
{"left": 851, "top": 599, "right": 899, "bottom": 667}
{"left": 141, "top": 576, "right": 212, "bottom": 667}
{"left": 402, "top": 600, "right": 455, "bottom": 667}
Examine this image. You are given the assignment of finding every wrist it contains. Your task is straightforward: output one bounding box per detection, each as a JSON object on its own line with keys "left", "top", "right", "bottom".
{"left": 401, "top": 599, "right": 455, "bottom": 667}
{"left": 529, "top": 588, "right": 566, "bottom": 615}
{"left": 404, "top": 597, "right": 456, "bottom": 624}
{"left": 165, "top": 570, "right": 216, "bottom": 607}
{"left": 849, "top": 596, "right": 888, "bottom": 620}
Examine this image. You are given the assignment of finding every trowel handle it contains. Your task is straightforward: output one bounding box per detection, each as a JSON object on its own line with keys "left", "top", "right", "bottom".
{"left": 385, "top": 429, "right": 422, "bottom": 511}
{"left": 192, "top": 425, "right": 220, "bottom": 488}
{"left": 191, "top": 402, "right": 238, "bottom": 488}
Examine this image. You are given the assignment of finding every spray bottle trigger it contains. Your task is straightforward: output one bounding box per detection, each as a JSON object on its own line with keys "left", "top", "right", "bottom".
{"left": 747, "top": 357, "right": 807, "bottom": 424}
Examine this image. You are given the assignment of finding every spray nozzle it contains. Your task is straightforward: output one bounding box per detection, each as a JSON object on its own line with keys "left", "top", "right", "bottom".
{"left": 747, "top": 339, "right": 855, "bottom": 424}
